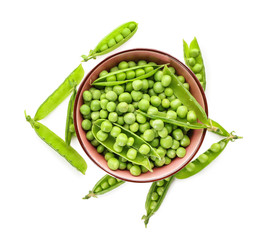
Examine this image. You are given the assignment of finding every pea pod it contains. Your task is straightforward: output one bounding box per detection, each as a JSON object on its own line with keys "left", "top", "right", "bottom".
{"left": 34, "top": 64, "right": 84, "bottom": 121}
{"left": 83, "top": 174, "right": 124, "bottom": 199}
{"left": 92, "top": 64, "right": 165, "bottom": 87}
{"left": 65, "top": 87, "right": 77, "bottom": 145}
{"left": 163, "top": 66, "right": 209, "bottom": 125}
{"left": 82, "top": 21, "right": 138, "bottom": 62}
{"left": 92, "top": 120, "right": 158, "bottom": 171}
{"left": 25, "top": 111, "right": 87, "bottom": 174}
{"left": 183, "top": 37, "right": 206, "bottom": 90}
{"left": 175, "top": 134, "right": 241, "bottom": 179}
{"left": 142, "top": 176, "right": 175, "bottom": 227}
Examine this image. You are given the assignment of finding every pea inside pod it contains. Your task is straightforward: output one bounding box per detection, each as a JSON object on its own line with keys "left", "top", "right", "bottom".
{"left": 82, "top": 21, "right": 138, "bottom": 62}
{"left": 83, "top": 174, "right": 124, "bottom": 198}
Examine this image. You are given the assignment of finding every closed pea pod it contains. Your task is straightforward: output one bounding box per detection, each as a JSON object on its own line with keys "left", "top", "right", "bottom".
{"left": 142, "top": 176, "right": 175, "bottom": 227}
{"left": 83, "top": 174, "right": 124, "bottom": 198}
{"left": 25, "top": 112, "right": 87, "bottom": 174}
{"left": 82, "top": 21, "right": 138, "bottom": 62}
{"left": 34, "top": 64, "right": 84, "bottom": 121}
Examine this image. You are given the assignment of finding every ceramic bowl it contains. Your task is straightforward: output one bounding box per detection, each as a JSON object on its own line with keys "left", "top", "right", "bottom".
{"left": 74, "top": 48, "right": 208, "bottom": 183}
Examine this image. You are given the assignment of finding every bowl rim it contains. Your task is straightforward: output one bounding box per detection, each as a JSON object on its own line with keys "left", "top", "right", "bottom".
{"left": 74, "top": 48, "right": 208, "bottom": 183}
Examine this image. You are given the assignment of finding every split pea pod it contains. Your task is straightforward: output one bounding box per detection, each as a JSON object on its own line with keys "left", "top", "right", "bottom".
{"left": 83, "top": 174, "right": 124, "bottom": 199}
{"left": 34, "top": 64, "right": 84, "bottom": 121}
{"left": 25, "top": 111, "right": 87, "bottom": 174}
{"left": 183, "top": 37, "right": 206, "bottom": 90}
{"left": 82, "top": 21, "right": 138, "bottom": 62}
{"left": 175, "top": 134, "right": 241, "bottom": 179}
{"left": 142, "top": 176, "right": 175, "bottom": 227}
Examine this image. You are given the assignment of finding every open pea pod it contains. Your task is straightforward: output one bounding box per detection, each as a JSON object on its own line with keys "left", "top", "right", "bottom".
{"left": 34, "top": 64, "right": 84, "bottom": 121}
{"left": 163, "top": 66, "right": 209, "bottom": 125}
{"left": 183, "top": 37, "right": 206, "bottom": 90}
{"left": 137, "top": 110, "right": 206, "bottom": 129}
{"left": 82, "top": 21, "right": 138, "bottom": 62}
{"left": 92, "top": 64, "right": 165, "bottom": 86}
{"left": 176, "top": 138, "right": 230, "bottom": 179}
{"left": 92, "top": 120, "right": 157, "bottom": 171}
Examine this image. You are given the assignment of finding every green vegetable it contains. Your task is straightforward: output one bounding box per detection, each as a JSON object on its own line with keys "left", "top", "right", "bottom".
{"left": 25, "top": 111, "right": 87, "bottom": 174}
{"left": 82, "top": 21, "right": 138, "bottom": 62}
{"left": 83, "top": 174, "right": 124, "bottom": 198}
{"left": 34, "top": 64, "right": 84, "bottom": 121}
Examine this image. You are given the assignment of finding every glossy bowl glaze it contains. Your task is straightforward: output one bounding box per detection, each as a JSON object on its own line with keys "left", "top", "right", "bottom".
{"left": 74, "top": 48, "right": 208, "bottom": 183}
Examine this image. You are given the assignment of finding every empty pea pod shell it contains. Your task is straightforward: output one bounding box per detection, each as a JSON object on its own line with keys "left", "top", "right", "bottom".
{"left": 92, "top": 119, "right": 158, "bottom": 171}
{"left": 183, "top": 37, "right": 206, "bottom": 90}
{"left": 82, "top": 21, "right": 138, "bottom": 61}
{"left": 92, "top": 64, "right": 166, "bottom": 86}
{"left": 65, "top": 87, "right": 77, "bottom": 145}
{"left": 163, "top": 66, "right": 209, "bottom": 125}
{"left": 34, "top": 64, "right": 84, "bottom": 121}
{"left": 25, "top": 113, "right": 87, "bottom": 174}
{"left": 83, "top": 174, "right": 124, "bottom": 198}
{"left": 142, "top": 176, "right": 175, "bottom": 227}
{"left": 175, "top": 138, "right": 229, "bottom": 179}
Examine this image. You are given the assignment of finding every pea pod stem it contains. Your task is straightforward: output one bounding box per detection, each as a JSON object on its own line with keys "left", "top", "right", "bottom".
{"left": 25, "top": 111, "right": 87, "bottom": 174}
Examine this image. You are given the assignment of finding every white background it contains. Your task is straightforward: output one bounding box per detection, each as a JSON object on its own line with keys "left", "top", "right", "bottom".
{"left": 1, "top": 0, "right": 274, "bottom": 239}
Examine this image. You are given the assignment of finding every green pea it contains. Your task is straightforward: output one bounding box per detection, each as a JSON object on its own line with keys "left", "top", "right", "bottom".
{"left": 143, "top": 93, "right": 152, "bottom": 101}
{"left": 127, "top": 137, "right": 135, "bottom": 147}
{"left": 130, "top": 165, "right": 141, "bottom": 176}
{"left": 198, "top": 153, "right": 209, "bottom": 163}
{"left": 152, "top": 119, "right": 164, "bottom": 131}
{"left": 99, "top": 110, "right": 108, "bottom": 119}
{"left": 134, "top": 68, "right": 144, "bottom": 77}
{"left": 167, "top": 149, "right": 176, "bottom": 159}
{"left": 138, "top": 99, "right": 150, "bottom": 112}
{"left": 128, "top": 61, "right": 136, "bottom": 67}
{"left": 100, "top": 44, "right": 108, "bottom": 52}
{"left": 166, "top": 110, "right": 177, "bottom": 120}
{"left": 132, "top": 80, "right": 143, "bottom": 90}
{"left": 126, "top": 70, "right": 135, "bottom": 79}
{"left": 119, "top": 92, "right": 132, "bottom": 103}
{"left": 127, "top": 162, "right": 133, "bottom": 170}
{"left": 157, "top": 187, "right": 165, "bottom": 196}
{"left": 210, "top": 143, "right": 221, "bottom": 153}
{"left": 150, "top": 201, "right": 157, "bottom": 210}
{"left": 187, "top": 110, "right": 197, "bottom": 122}
{"left": 177, "top": 75, "right": 185, "bottom": 83}
{"left": 154, "top": 70, "right": 163, "bottom": 81}
{"left": 139, "top": 144, "right": 150, "bottom": 155}
{"left": 113, "top": 142, "right": 123, "bottom": 152}
{"left": 192, "top": 63, "right": 203, "bottom": 73}
{"left": 187, "top": 57, "right": 196, "bottom": 66}
{"left": 164, "top": 157, "right": 171, "bottom": 165}
{"left": 189, "top": 48, "right": 200, "bottom": 57}
{"left": 150, "top": 96, "right": 161, "bottom": 107}
{"left": 100, "top": 120, "right": 112, "bottom": 133}
{"left": 90, "top": 100, "right": 101, "bottom": 111}
{"left": 132, "top": 91, "right": 143, "bottom": 102}
{"left": 185, "top": 162, "right": 195, "bottom": 172}
{"left": 148, "top": 80, "right": 154, "bottom": 88}
{"left": 156, "top": 147, "right": 166, "bottom": 158}
{"left": 121, "top": 28, "right": 131, "bottom": 37}
{"left": 130, "top": 122, "right": 139, "bottom": 132}
{"left": 108, "top": 177, "right": 117, "bottom": 186}
{"left": 160, "top": 136, "right": 173, "bottom": 149}
{"left": 105, "top": 152, "right": 115, "bottom": 161}
{"left": 119, "top": 156, "right": 127, "bottom": 162}
{"left": 128, "top": 22, "right": 136, "bottom": 31}
{"left": 158, "top": 127, "right": 168, "bottom": 138}
{"left": 110, "top": 126, "right": 121, "bottom": 138}
{"left": 127, "top": 148, "right": 137, "bottom": 160}
{"left": 108, "top": 158, "right": 119, "bottom": 170}
{"left": 172, "top": 129, "right": 184, "bottom": 141}
{"left": 180, "top": 135, "right": 190, "bottom": 147}
{"left": 165, "top": 124, "right": 172, "bottom": 134}
{"left": 148, "top": 89, "right": 156, "bottom": 96}
{"left": 116, "top": 72, "right": 126, "bottom": 81}
{"left": 151, "top": 192, "right": 159, "bottom": 201}
{"left": 96, "top": 130, "right": 109, "bottom": 142}
{"left": 118, "top": 61, "right": 129, "bottom": 70}
{"left": 108, "top": 112, "right": 118, "bottom": 122}
{"left": 162, "top": 99, "right": 170, "bottom": 108}
{"left": 128, "top": 104, "right": 135, "bottom": 113}
{"left": 91, "top": 111, "right": 100, "bottom": 120}
{"left": 168, "top": 67, "right": 176, "bottom": 74}
{"left": 183, "top": 83, "right": 190, "bottom": 90}
{"left": 113, "top": 85, "right": 124, "bottom": 95}
{"left": 117, "top": 102, "right": 129, "bottom": 113}
{"left": 83, "top": 91, "right": 92, "bottom": 101}
{"left": 82, "top": 119, "right": 91, "bottom": 130}
{"left": 124, "top": 112, "right": 136, "bottom": 124}
{"left": 176, "top": 147, "right": 186, "bottom": 158}
{"left": 153, "top": 82, "right": 164, "bottom": 94}
{"left": 110, "top": 66, "right": 119, "bottom": 72}
{"left": 94, "top": 186, "right": 102, "bottom": 193}
{"left": 177, "top": 106, "right": 188, "bottom": 118}
{"left": 136, "top": 113, "right": 147, "bottom": 124}
{"left": 118, "top": 161, "right": 127, "bottom": 170}
{"left": 86, "top": 131, "right": 94, "bottom": 141}
{"left": 139, "top": 122, "right": 150, "bottom": 133}
{"left": 138, "top": 60, "right": 147, "bottom": 66}
{"left": 106, "top": 91, "right": 117, "bottom": 101}
{"left": 171, "top": 139, "right": 180, "bottom": 150}
{"left": 80, "top": 104, "right": 91, "bottom": 115}
{"left": 117, "top": 116, "right": 124, "bottom": 125}
{"left": 170, "top": 99, "right": 181, "bottom": 111}
{"left": 116, "top": 133, "right": 128, "bottom": 147}
{"left": 115, "top": 34, "right": 124, "bottom": 43}
{"left": 97, "top": 145, "right": 105, "bottom": 153}
{"left": 107, "top": 38, "right": 116, "bottom": 48}
{"left": 100, "top": 99, "right": 108, "bottom": 110}
{"left": 143, "top": 129, "right": 155, "bottom": 142}
{"left": 156, "top": 180, "right": 165, "bottom": 186}
{"left": 164, "top": 88, "right": 173, "bottom": 97}
{"left": 144, "top": 66, "right": 154, "bottom": 73}
{"left": 99, "top": 70, "right": 108, "bottom": 78}
{"left": 161, "top": 75, "right": 172, "bottom": 87}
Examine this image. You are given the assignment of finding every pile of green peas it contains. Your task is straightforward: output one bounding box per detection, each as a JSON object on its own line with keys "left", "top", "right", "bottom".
{"left": 80, "top": 60, "right": 199, "bottom": 176}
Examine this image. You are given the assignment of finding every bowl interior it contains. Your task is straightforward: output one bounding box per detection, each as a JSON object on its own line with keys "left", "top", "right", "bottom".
{"left": 74, "top": 48, "right": 207, "bottom": 183}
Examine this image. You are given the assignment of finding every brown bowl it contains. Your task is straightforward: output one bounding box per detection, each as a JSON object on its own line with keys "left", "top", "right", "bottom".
{"left": 74, "top": 48, "right": 208, "bottom": 183}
